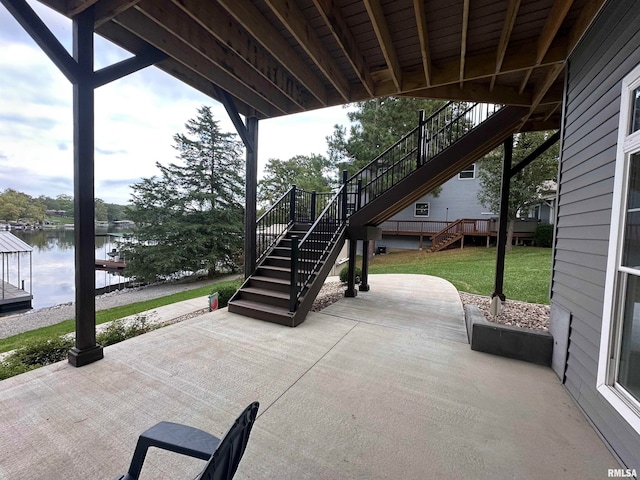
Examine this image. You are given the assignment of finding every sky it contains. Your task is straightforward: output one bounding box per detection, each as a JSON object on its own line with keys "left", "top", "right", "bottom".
{"left": 0, "top": 2, "right": 353, "bottom": 205}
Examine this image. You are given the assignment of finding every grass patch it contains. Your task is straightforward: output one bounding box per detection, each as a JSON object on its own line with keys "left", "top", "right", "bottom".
{"left": 369, "top": 246, "right": 551, "bottom": 304}
{"left": 0, "top": 278, "right": 241, "bottom": 354}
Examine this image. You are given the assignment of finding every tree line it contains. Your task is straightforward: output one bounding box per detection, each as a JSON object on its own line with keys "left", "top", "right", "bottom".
{"left": 0, "top": 190, "right": 127, "bottom": 223}
{"left": 121, "top": 100, "right": 558, "bottom": 282}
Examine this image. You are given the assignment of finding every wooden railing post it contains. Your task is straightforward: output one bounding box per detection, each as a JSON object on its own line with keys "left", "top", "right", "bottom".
{"left": 289, "top": 235, "right": 298, "bottom": 312}
{"left": 290, "top": 184, "right": 297, "bottom": 224}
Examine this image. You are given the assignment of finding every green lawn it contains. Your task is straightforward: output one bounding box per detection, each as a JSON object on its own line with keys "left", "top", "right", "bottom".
{"left": 368, "top": 246, "right": 552, "bottom": 304}
{"left": 0, "top": 279, "right": 241, "bottom": 354}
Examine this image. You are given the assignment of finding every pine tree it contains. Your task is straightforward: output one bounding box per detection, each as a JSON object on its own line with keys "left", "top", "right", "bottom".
{"left": 122, "top": 106, "right": 245, "bottom": 282}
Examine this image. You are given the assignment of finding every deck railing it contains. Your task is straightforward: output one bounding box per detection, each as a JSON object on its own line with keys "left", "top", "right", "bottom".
{"left": 289, "top": 185, "right": 346, "bottom": 311}
{"left": 257, "top": 186, "right": 337, "bottom": 264}
{"left": 346, "top": 102, "right": 503, "bottom": 210}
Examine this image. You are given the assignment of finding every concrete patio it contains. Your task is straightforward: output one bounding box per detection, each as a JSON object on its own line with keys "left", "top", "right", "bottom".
{"left": 0, "top": 274, "right": 617, "bottom": 479}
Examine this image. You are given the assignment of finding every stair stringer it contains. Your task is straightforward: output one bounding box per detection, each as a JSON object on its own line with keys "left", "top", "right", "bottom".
{"left": 348, "top": 106, "right": 528, "bottom": 227}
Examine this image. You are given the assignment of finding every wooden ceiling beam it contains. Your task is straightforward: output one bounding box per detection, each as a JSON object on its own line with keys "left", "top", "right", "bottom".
{"left": 169, "top": 0, "right": 316, "bottom": 111}
{"left": 312, "top": 0, "right": 375, "bottom": 96}
{"left": 537, "top": 0, "right": 574, "bottom": 65}
{"left": 400, "top": 82, "right": 533, "bottom": 107}
{"left": 67, "top": 0, "right": 98, "bottom": 16}
{"left": 94, "top": 0, "right": 140, "bottom": 28}
{"left": 263, "top": 0, "right": 350, "bottom": 102}
{"left": 531, "top": 64, "right": 565, "bottom": 109}
{"left": 459, "top": 0, "right": 469, "bottom": 87}
{"left": 412, "top": 0, "right": 431, "bottom": 87}
{"left": 217, "top": 0, "right": 329, "bottom": 106}
{"left": 363, "top": 0, "right": 402, "bottom": 91}
{"left": 134, "top": 2, "right": 297, "bottom": 115}
{"left": 490, "top": 0, "right": 520, "bottom": 91}
{"left": 113, "top": 8, "right": 285, "bottom": 117}
{"left": 96, "top": 20, "right": 261, "bottom": 117}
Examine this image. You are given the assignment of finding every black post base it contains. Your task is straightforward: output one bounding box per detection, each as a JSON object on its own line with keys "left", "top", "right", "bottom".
{"left": 359, "top": 284, "right": 370, "bottom": 292}
{"left": 68, "top": 345, "right": 104, "bottom": 367}
{"left": 345, "top": 288, "right": 358, "bottom": 298}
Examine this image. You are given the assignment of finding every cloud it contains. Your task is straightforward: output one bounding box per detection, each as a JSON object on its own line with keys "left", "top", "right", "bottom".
{"left": 96, "top": 147, "right": 127, "bottom": 156}
{"left": 0, "top": 164, "right": 73, "bottom": 197}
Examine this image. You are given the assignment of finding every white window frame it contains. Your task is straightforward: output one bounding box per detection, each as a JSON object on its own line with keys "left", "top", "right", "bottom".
{"left": 598, "top": 62, "right": 640, "bottom": 435}
{"left": 458, "top": 164, "right": 475, "bottom": 179}
{"left": 414, "top": 202, "right": 430, "bottom": 217}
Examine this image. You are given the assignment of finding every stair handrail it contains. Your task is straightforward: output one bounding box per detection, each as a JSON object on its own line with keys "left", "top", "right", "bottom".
{"left": 256, "top": 185, "right": 296, "bottom": 264}
{"left": 430, "top": 219, "right": 465, "bottom": 248}
{"left": 289, "top": 184, "right": 347, "bottom": 311}
{"left": 346, "top": 102, "right": 504, "bottom": 213}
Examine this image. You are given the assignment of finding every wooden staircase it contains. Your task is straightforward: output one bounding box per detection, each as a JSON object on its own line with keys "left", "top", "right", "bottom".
{"left": 230, "top": 102, "right": 529, "bottom": 327}
{"left": 229, "top": 220, "right": 346, "bottom": 326}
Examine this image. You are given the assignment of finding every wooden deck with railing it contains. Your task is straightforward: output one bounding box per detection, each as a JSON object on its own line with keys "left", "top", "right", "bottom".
{"left": 380, "top": 219, "right": 536, "bottom": 250}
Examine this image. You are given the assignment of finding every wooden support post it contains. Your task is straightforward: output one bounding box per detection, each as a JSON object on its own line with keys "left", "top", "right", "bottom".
{"left": 345, "top": 239, "right": 358, "bottom": 298}
{"left": 359, "top": 240, "right": 370, "bottom": 292}
{"left": 68, "top": 6, "right": 103, "bottom": 367}
{"left": 492, "top": 135, "right": 513, "bottom": 302}
{"left": 244, "top": 116, "right": 258, "bottom": 279}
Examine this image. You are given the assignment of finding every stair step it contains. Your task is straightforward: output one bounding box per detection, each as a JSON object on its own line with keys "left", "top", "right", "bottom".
{"left": 250, "top": 275, "right": 290, "bottom": 293}
{"left": 228, "top": 299, "right": 297, "bottom": 327}
{"left": 241, "top": 286, "right": 289, "bottom": 300}
{"left": 256, "top": 265, "right": 291, "bottom": 280}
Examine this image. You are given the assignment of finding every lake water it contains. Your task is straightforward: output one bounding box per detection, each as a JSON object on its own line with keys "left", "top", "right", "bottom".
{"left": 9, "top": 229, "right": 130, "bottom": 310}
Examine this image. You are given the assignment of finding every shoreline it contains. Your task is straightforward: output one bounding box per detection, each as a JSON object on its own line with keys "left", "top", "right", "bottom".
{"left": 0, "top": 275, "right": 240, "bottom": 340}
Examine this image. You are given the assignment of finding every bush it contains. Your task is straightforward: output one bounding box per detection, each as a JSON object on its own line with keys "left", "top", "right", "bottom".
{"left": 97, "top": 315, "right": 154, "bottom": 347}
{"left": 212, "top": 281, "right": 241, "bottom": 308}
{"left": 12, "top": 336, "right": 74, "bottom": 367}
{"left": 534, "top": 224, "right": 554, "bottom": 247}
{"left": 0, "top": 336, "right": 74, "bottom": 380}
{"left": 339, "top": 265, "right": 362, "bottom": 283}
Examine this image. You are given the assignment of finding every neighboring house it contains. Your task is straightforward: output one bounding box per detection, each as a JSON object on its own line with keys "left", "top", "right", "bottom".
{"left": 378, "top": 163, "right": 490, "bottom": 250}
{"left": 550, "top": 0, "right": 640, "bottom": 469}
{"left": 378, "top": 163, "right": 549, "bottom": 251}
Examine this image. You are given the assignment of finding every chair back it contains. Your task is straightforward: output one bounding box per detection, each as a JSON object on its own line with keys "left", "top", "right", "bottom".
{"left": 197, "top": 402, "right": 260, "bottom": 480}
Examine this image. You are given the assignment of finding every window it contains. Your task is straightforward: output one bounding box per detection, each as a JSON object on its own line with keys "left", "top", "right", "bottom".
{"left": 599, "top": 64, "right": 640, "bottom": 435}
{"left": 414, "top": 202, "right": 429, "bottom": 217}
{"left": 458, "top": 164, "right": 475, "bottom": 179}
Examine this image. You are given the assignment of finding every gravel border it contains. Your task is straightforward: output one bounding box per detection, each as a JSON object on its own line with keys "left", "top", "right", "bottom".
{"left": 459, "top": 292, "right": 550, "bottom": 332}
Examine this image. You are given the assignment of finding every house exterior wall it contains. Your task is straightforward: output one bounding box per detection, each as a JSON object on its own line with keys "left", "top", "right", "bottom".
{"left": 390, "top": 167, "right": 488, "bottom": 222}
{"left": 552, "top": 0, "right": 640, "bottom": 469}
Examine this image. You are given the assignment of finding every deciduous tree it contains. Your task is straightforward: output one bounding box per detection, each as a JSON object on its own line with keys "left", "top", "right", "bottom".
{"left": 258, "top": 154, "right": 334, "bottom": 208}
{"left": 477, "top": 131, "right": 559, "bottom": 249}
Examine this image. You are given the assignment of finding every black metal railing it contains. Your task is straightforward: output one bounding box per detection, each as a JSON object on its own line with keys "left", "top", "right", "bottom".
{"left": 289, "top": 184, "right": 346, "bottom": 311}
{"left": 258, "top": 101, "right": 504, "bottom": 313}
{"left": 346, "top": 102, "right": 503, "bottom": 211}
{"left": 256, "top": 186, "right": 295, "bottom": 264}
{"left": 257, "top": 186, "right": 336, "bottom": 264}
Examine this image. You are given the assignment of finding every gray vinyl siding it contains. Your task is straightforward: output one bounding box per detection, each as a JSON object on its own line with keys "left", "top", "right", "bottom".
{"left": 552, "top": 0, "right": 640, "bottom": 469}
{"left": 389, "top": 169, "right": 487, "bottom": 222}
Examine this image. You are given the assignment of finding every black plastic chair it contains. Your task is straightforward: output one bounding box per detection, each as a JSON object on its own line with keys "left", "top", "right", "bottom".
{"left": 115, "top": 402, "right": 259, "bottom": 480}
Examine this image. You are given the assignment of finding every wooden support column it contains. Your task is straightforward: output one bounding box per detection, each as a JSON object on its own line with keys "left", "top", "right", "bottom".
{"left": 492, "top": 135, "right": 513, "bottom": 302}
{"left": 244, "top": 116, "right": 258, "bottom": 278}
{"left": 359, "top": 240, "right": 371, "bottom": 292}
{"left": 345, "top": 239, "right": 358, "bottom": 298}
{"left": 68, "top": 6, "right": 103, "bottom": 367}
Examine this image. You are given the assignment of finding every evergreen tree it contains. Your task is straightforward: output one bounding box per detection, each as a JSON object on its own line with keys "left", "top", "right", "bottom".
{"left": 122, "top": 106, "right": 245, "bottom": 282}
